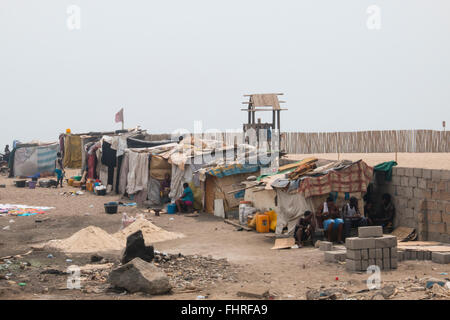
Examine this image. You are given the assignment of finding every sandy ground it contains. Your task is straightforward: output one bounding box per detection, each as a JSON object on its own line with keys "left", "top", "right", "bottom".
{"left": 0, "top": 170, "right": 449, "bottom": 300}
{"left": 285, "top": 153, "right": 450, "bottom": 170}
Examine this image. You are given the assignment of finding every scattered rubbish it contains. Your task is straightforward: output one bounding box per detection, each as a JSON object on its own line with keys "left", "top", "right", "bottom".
{"left": 0, "top": 204, "right": 54, "bottom": 217}
{"left": 90, "top": 254, "right": 103, "bottom": 263}
{"left": 236, "top": 289, "right": 270, "bottom": 299}
{"left": 41, "top": 269, "right": 67, "bottom": 275}
{"left": 440, "top": 273, "right": 448, "bottom": 276}
{"left": 89, "top": 205, "right": 94, "bottom": 208}
{"left": 47, "top": 254, "right": 54, "bottom": 258}
{"left": 426, "top": 280, "right": 446, "bottom": 289}
{"left": 196, "top": 295, "right": 206, "bottom": 300}
{"left": 2, "top": 226, "right": 10, "bottom": 230}
{"left": 169, "top": 218, "right": 174, "bottom": 221}
{"left": 121, "top": 230, "right": 154, "bottom": 264}
{"left": 9, "top": 219, "right": 15, "bottom": 223}
{"left": 66, "top": 259, "right": 73, "bottom": 263}
{"left": 18, "top": 283, "right": 26, "bottom": 287}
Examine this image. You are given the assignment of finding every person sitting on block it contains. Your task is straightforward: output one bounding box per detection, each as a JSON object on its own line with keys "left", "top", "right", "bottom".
{"left": 175, "top": 183, "right": 194, "bottom": 213}
{"left": 317, "top": 196, "right": 344, "bottom": 244}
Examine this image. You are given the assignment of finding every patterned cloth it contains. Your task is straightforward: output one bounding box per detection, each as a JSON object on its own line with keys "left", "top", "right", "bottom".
{"left": 297, "top": 160, "right": 373, "bottom": 198}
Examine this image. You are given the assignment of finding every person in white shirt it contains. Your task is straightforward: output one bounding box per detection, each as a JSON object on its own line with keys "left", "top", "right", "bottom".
{"left": 342, "top": 197, "right": 368, "bottom": 238}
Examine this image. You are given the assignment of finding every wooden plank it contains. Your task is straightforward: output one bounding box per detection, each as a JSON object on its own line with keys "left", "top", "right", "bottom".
{"left": 224, "top": 219, "right": 252, "bottom": 231}
{"left": 271, "top": 238, "right": 295, "bottom": 250}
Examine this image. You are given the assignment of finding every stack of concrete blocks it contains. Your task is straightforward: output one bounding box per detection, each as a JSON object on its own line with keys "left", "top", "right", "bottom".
{"left": 375, "top": 167, "right": 450, "bottom": 243}
{"left": 431, "top": 252, "right": 450, "bottom": 264}
{"left": 397, "top": 249, "right": 432, "bottom": 261}
{"left": 345, "top": 226, "right": 398, "bottom": 272}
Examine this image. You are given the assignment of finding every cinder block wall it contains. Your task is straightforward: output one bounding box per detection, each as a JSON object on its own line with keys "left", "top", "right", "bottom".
{"left": 375, "top": 167, "right": 450, "bottom": 243}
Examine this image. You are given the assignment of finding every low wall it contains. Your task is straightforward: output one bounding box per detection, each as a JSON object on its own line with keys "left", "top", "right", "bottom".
{"left": 376, "top": 167, "right": 450, "bottom": 243}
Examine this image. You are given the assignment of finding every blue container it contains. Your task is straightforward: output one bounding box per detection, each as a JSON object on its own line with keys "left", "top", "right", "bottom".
{"left": 167, "top": 203, "right": 177, "bottom": 214}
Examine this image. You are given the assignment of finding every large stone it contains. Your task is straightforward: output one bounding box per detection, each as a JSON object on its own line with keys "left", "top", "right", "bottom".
{"left": 108, "top": 258, "right": 171, "bottom": 294}
{"left": 358, "top": 226, "right": 383, "bottom": 238}
{"left": 121, "top": 230, "right": 154, "bottom": 264}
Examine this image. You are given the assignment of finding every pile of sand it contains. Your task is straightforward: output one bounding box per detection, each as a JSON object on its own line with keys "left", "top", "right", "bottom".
{"left": 114, "top": 218, "right": 184, "bottom": 246}
{"left": 46, "top": 226, "right": 123, "bottom": 253}
{"left": 46, "top": 219, "right": 184, "bottom": 253}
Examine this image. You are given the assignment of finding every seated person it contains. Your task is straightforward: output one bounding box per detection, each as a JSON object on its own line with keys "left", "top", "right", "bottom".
{"left": 175, "top": 183, "right": 194, "bottom": 213}
{"left": 343, "top": 197, "right": 368, "bottom": 238}
{"left": 317, "top": 196, "right": 344, "bottom": 244}
{"left": 293, "top": 211, "right": 315, "bottom": 248}
{"left": 160, "top": 173, "right": 171, "bottom": 204}
{"left": 369, "top": 193, "right": 395, "bottom": 228}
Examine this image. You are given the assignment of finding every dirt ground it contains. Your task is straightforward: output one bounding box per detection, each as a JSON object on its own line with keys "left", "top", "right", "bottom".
{"left": 285, "top": 153, "right": 450, "bottom": 170}
{"left": 0, "top": 171, "right": 449, "bottom": 300}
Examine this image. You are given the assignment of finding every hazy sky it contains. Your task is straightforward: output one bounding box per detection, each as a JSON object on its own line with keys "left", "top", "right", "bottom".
{"left": 1, "top": 0, "right": 449, "bottom": 148}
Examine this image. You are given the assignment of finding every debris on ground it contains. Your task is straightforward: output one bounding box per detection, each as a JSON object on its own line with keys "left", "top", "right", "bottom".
{"left": 121, "top": 230, "right": 154, "bottom": 264}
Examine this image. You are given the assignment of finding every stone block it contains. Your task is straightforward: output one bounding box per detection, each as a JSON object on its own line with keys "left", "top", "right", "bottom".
{"left": 345, "top": 237, "right": 376, "bottom": 249}
{"left": 409, "top": 177, "right": 418, "bottom": 187}
{"left": 361, "top": 249, "right": 369, "bottom": 260}
{"left": 361, "top": 259, "right": 369, "bottom": 271}
{"left": 383, "top": 248, "right": 390, "bottom": 259}
{"left": 324, "top": 250, "right": 346, "bottom": 263}
{"left": 369, "top": 248, "right": 376, "bottom": 259}
{"left": 397, "top": 250, "right": 405, "bottom": 261}
{"left": 374, "top": 235, "right": 397, "bottom": 248}
{"left": 346, "top": 249, "right": 361, "bottom": 260}
{"left": 422, "top": 169, "right": 431, "bottom": 179}
{"left": 401, "top": 177, "right": 409, "bottom": 187}
{"left": 345, "top": 259, "right": 362, "bottom": 272}
{"left": 390, "top": 257, "right": 398, "bottom": 269}
{"left": 413, "top": 168, "right": 423, "bottom": 178}
{"left": 358, "top": 226, "right": 383, "bottom": 238}
{"left": 405, "top": 250, "right": 416, "bottom": 260}
{"left": 397, "top": 168, "right": 405, "bottom": 176}
{"left": 368, "top": 259, "right": 376, "bottom": 266}
{"left": 431, "top": 170, "right": 442, "bottom": 182}
{"left": 392, "top": 176, "right": 401, "bottom": 186}
{"left": 319, "top": 241, "right": 333, "bottom": 251}
{"left": 417, "top": 178, "right": 427, "bottom": 190}
{"left": 428, "top": 222, "right": 445, "bottom": 234}
{"left": 429, "top": 211, "right": 442, "bottom": 223}
{"left": 390, "top": 248, "right": 398, "bottom": 259}
{"left": 375, "top": 248, "right": 383, "bottom": 259}
{"left": 431, "top": 252, "right": 450, "bottom": 264}
{"left": 383, "top": 258, "right": 391, "bottom": 270}
{"left": 424, "top": 251, "right": 432, "bottom": 260}
{"left": 417, "top": 251, "right": 424, "bottom": 260}
{"left": 405, "top": 168, "right": 413, "bottom": 176}
{"left": 375, "top": 259, "right": 383, "bottom": 268}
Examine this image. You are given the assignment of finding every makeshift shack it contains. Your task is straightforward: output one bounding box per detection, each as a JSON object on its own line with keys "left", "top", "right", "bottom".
{"left": 8, "top": 141, "right": 59, "bottom": 178}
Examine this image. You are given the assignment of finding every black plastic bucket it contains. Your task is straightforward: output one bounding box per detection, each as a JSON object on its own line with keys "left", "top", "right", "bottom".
{"left": 104, "top": 203, "right": 118, "bottom": 214}
{"left": 15, "top": 180, "right": 26, "bottom": 188}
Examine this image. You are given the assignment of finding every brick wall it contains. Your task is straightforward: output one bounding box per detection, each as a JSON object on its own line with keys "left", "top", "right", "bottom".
{"left": 375, "top": 167, "right": 450, "bottom": 243}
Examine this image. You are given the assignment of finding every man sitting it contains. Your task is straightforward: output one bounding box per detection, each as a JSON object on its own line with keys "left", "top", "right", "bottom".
{"left": 293, "top": 211, "right": 314, "bottom": 248}
{"left": 317, "top": 196, "right": 344, "bottom": 244}
{"left": 369, "top": 193, "right": 395, "bottom": 229}
{"left": 343, "top": 197, "right": 368, "bottom": 238}
{"left": 175, "top": 183, "right": 194, "bottom": 213}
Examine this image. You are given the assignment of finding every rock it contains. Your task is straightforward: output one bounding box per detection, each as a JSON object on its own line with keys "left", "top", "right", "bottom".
{"left": 236, "top": 289, "right": 270, "bottom": 299}
{"left": 381, "top": 285, "right": 396, "bottom": 298}
{"left": 372, "top": 293, "right": 385, "bottom": 300}
{"left": 121, "top": 230, "right": 154, "bottom": 264}
{"left": 108, "top": 258, "right": 171, "bottom": 295}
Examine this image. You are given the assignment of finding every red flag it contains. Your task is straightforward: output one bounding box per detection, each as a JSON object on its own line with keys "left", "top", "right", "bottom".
{"left": 115, "top": 108, "right": 124, "bottom": 123}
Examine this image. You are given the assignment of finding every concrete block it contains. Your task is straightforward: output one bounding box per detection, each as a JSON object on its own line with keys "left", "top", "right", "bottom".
{"left": 319, "top": 241, "right": 333, "bottom": 251}
{"left": 375, "top": 248, "right": 383, "bottom": 259}
{"left": 431, "top": 252, "right": 450, "bottom": 264}
{"left": 345, "top": 259, "right": 362, "bottom": 272}
{"left": 417, "top": 178, "right": 427, "bottom": 190}
{"left": 375, "top": 259, "right": 383, "bottom": 268}
{"left": 369, "top": 248, "right": 376, "bottom": 259}
{"left": 428, "top": 222, "right": 446, "bottom": 234}
{"left": 413, "top": 168, "right": 423, "bottom": 178}
{"left": 424, "top": 251, "right": 432, "bottom": 260}
{"left": 383, "top": 258, "right": 391, "bottom": 270}
{"left": 368, "top": 259, "right": 376, "bottom": 266}
{"left": 401, "top": 177, "right": 409, "bottom": 187}
{"left": 406, "top": 250, "right": 416, "bottom": 260}
{"left": 375, "top": 235, "right": 397, "bottom": 248}
{"left": 417, "top": 251, "right": 424, "bottom": 260}
{"left": 324, "top": 250, "right": 346, "bottom": 263}
{"left": 383, "top": 248, "right": 390, "bottom": 259}
{"left": 345, "top": 237, "right": 376, "bottom": 249}
{"left": 346, "top": 249, "right": 361, "bottom": 260}
{"left": 422, "top": 169, "right": 432, "bottom": 179}
{"left": 361, "top": 249, "right": 369, "bottom": 260}
{"left": 361, "top": 259, "right": 369, "bottom": 271}
{"left": 431, "top": 170, "right": 442, "bottom": 182}
{"left": 405, "top": 168, "right": 413, "bottom": 176}
{"left": 390, "top": 248, "right": 398, "bottom": 259}
{"left": 409, "top": 177, "right": 418, "bottom": 187}
{"left": 358, "top": 226, "right": 383, "bottom": 238}
{"left": 397, "top": 168, "right": 405, "bottom": 176}
{"left": 390, "top": 257, "right": 398, "bottom": 269}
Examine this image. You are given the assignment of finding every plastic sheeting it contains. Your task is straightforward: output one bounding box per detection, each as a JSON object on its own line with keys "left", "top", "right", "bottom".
{"left": 275, "top": 190, "right": 314, "bottom": 235}
{"left": 13, "top": 144, "right": 59, "bottom": 177}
